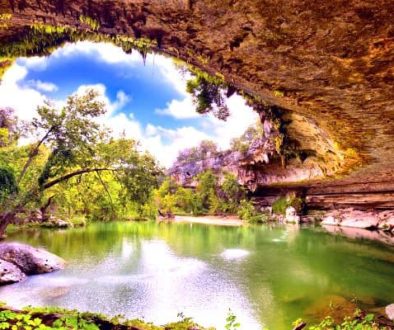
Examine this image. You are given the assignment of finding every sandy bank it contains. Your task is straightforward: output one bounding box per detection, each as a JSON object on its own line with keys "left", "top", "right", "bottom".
{"left": 174, "top": 215, "right": 244, "bottom": 226}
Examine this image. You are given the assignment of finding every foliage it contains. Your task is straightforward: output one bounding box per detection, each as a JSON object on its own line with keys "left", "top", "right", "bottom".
{"left": 220, "top": 173, "right": 246, "bottom": 213}
{"left": 0, "top": 91, "right": 162, "bottom": 232}
{"left": 271, "top": 197, "right": 288, "bottom": 215}
{"left": 298, "top": 309, "right": 387, "bottom": 330}
{"left": 0, "top": 108, "right": 19, "bottom": 147}
{"left": 0, "top": 23, "right": 157, "bottom": 78}
{"left": 185, "top": 67, "right": 231, "bottom": 120}
{"left": 79, "top": 15, "right": 100, "bottom": 31}
{"left": 173, "top": 140, "right": 218, "bottom": 165}
{"left": 272, "top": 192, "right": 303, "bottom": 215}
{"left": 0, "top": 305, "right": 214, "bottom": 330}
{"left": 225, "top": 310, "right": 240, "bottom": 330}
{"left": 0, "top": 168, "right": 17, "bottom": 202}
{"left": 153, "top": 171, "right": 245, "bottom": 217}
{"left": 237, "top": 199, "right": 267, "bottom": 223}
{"left": 230, "top": 120, "right": 264, "bottom": 154}
{"left": 196, "top": 170, "right": 217, "bottom": 213}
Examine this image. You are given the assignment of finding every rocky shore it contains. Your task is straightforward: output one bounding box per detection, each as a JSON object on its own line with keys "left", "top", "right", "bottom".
{"left": 0, "top": 242, "right": 65, "bottom": 285}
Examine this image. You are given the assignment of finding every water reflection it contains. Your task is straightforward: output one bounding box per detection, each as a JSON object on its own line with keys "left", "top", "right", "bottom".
{"left": 0, "top": 222, "right": 393, "bottom": 330}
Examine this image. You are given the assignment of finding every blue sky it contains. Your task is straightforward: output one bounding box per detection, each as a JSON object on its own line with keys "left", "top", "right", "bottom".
{"left": 0, "top": 41, "right": 258, "bottom": 167}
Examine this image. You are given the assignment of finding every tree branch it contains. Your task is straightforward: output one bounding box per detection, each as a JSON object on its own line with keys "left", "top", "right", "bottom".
{"left": 17, "top": 126, "right": 56, "bottom": 185}
{"left": 42, "top": 168, "right": 115, "bottom": 190}
{"left": 95, "top": 170, "right": 115, "bottom": 215}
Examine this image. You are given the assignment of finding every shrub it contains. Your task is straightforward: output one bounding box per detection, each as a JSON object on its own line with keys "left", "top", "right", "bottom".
{"left": 272, "top": 192, "right": 303, "bottom": 215}
{"left": 0, "top": 167, "right": 17, "bottom": 202}
{"left": 237, "top": 200, "right": 266, "bottom": 223}
{"left": 221, "top": 173, "right": 245, "bottom": 213}
{"left": 298, "top": 309, "right": 383, "bottom": 330}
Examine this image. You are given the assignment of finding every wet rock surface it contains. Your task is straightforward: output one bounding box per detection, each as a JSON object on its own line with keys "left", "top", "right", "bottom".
{"left": 321, "top": 208, "right": 394, "bottom": 230}
{"left": 323, "top": 224, "right": 394, "bottom": 246}
{"left": 0, "top": 242, "right": 65, "bottom": 276}
{"left": 0, "top": 259, "right": 26, "bottom": 285}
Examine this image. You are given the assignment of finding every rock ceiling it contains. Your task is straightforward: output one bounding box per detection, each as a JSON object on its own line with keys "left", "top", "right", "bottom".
{"left": 0, "top": 0, "right": 393, "bottom": 194}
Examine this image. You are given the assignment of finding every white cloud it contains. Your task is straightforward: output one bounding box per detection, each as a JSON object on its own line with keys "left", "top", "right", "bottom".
{"left": 0, "top": 63, "right": 47, "bottom": 122}
{"left": 203, "top": 94, "right": 259, "bottom": 150}
{"left": 28, "top": 80, "right": 58, "bottom": 92}
{"left": 155, "top": 95, "right": 201, "bottom": 119}
{"left": 50, "top": 41, "right": 143, "bottom": 65}
{"left": 73, "top": 83, "right": 130, "bottom": 114}
{"left": 19, "top": 56, "right": 49, "bottom": 71}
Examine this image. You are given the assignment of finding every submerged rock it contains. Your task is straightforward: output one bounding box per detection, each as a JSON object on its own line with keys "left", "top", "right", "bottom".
{"left": 0, "top": 259, "right": 26, "bottom": 285}
{"left": 305, "top": 295, "right": 356, "bottom": 324}
{"left": 0, "top": 242, "right": 65, "bottom": 275}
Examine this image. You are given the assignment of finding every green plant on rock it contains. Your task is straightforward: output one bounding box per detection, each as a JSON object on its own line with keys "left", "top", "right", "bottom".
{"left": 272, "top": 192, "right": 303, "bottom": 215}
{"left": 302, "top": 309, "right": 383, "bottom": 330}
{"left": 185, "top": 67, "right": 232, "bottom": 120}
{"left": 79, "top": 15, "right": 100, "bottom": 31}
{"left": 0, "top": 23, "right": 157, "bottom": 79}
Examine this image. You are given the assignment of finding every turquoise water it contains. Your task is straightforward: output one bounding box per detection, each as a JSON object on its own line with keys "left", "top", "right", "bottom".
{"left": 0, "top": 222, "right": 393, "bottom": 329}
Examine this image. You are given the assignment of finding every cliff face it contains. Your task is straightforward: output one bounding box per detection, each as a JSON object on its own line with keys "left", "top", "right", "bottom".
{"left": 0, "top": 0, "right": 393, "bottom": 209}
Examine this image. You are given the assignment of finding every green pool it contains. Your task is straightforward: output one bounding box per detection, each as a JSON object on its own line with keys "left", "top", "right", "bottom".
{"left": 0, "top": 222, "right": 393, "bottom": 329}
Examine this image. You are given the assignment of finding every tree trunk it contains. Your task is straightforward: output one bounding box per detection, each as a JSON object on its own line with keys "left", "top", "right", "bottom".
{"left": 40, "top": 195, "right": 54, "bottom": 222}
{"left": 0, "top": 212, "right": 17, "bottom": 238}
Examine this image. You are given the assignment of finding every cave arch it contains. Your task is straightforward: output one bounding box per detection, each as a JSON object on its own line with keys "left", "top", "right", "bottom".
{"left": 1, "top": 0, "right": 394, "bottom": 207}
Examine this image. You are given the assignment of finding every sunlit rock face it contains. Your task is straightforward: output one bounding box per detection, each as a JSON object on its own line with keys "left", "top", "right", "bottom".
{"left": 1, "top": 0, "right": 393, "bottom": 209}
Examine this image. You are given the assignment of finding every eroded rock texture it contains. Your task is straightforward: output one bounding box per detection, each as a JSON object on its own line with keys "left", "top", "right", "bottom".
{"left": 0, "top": 0, "right": 393, "bottom": 209}
{"left": 0, "top": 242, "right": 65, "bottom": 275}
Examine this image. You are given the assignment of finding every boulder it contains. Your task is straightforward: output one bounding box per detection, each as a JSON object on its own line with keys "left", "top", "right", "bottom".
{"left": 321, "top": 215, "right": 341, "bottom": 226}
{"left": 0, "top": 259, "right": 26, "bottom": 285}
{"left": 340, "top": 211, "right": 379, "bottom": 229}
{"left": 285, "top": 206, "right": 300, "bottom": 224}
{"left": 385, "top": 304, "right": 394, "bottom": 321}
{"left": 42, "top": 217, "right": 72, "bottom": 228}
{"left": 0, "top": 243, "right": 65, "bottom": 275}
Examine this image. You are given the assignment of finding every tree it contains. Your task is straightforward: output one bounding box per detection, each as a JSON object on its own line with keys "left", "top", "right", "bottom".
{"left": 230, "top": 120, "right": 264, "bottom": 154}
{"left": 220, "top": 173, "right": 245, "bottom": 213}
{"left": 173, "top": 140, "right": 218, "bottom": 165}
{"left": 0, "top": 107, "right": 19, "bottom": 147}
{"left": 46, "top": 138, "right": 161, "bottom": 221}
{"left": 196, "top": 170, "right": 217, "bottom": 212}
{"left": 0, "top": 90, "right": 161, "bottom": 235}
